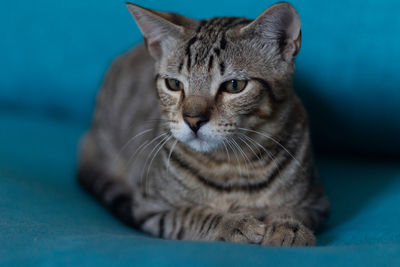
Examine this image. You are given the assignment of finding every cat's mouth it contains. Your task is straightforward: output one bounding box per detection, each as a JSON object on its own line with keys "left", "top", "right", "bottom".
{"left": 171, "top": 122, "right": 223, "bottom": 152}
{"left": 185, "top": 134, "right": 220, "bottom": 153}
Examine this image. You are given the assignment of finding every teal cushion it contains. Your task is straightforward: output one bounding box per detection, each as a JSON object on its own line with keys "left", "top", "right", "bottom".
{"left": 1, "top": 113, "right": 400, "bottom": 266}
{"left": 1, "top": 0, "right": 399, "bottom": 155}
{"left": 2, "top": 1, "right": 399, "bottom": 265}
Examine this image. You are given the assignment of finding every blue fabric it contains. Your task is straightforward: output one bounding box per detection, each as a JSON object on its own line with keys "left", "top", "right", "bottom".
{"left": 1, "top": 0, "right": 400, "bottom": 155}
{"left": 1, "top": 0, "right": 400, "bottom": 266}
{"left": 1, "top": 112, "right": 400, "bottom": 266}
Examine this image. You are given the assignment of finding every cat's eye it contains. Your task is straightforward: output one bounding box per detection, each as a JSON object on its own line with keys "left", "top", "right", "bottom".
{"left": 220, "top": 80, "right": 248, "bottom": 94}
{"left": 165, "top": 78, "right": 184, "bottom": 91}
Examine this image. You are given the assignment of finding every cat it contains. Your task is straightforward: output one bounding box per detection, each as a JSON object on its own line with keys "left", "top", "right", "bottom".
{"left": 78, "top": 1, "right": 329, "bottom": 246}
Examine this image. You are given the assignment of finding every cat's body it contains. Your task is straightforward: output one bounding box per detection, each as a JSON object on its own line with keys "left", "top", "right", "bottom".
{"left": 78, "top": 2, "right": 329, "bottom": 246}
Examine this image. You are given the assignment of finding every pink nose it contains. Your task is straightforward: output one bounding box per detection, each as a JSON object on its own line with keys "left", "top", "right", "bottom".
{"left": 183, "top": 113, "right": 209, "bottom": 134}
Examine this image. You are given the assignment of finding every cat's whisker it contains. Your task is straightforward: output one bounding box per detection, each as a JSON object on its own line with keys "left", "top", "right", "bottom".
{"left": 121, "top": 118, "right": 170, "bottom": 142}
{"left": 126, "top": 139, "right": 149, "bottom": 167}
{"left": 123, "top": 117, "right": 160, "bottom": 133}
{"left": 238, "top": 127, "right": 302, "bottom": 167}
{"left": 237, "top": 135, "right": 261, "bottom": 162}
{"left": 128, "top": 119, "right": 173, "bottom": 135}
{"left": 239, "top": 133, "right": 268, "bottom": 160}
{"left": 143, "top": 135, "right": 173, "bottom": 194}
{"left": 231, "top": 138, "right": 252, "bottom": 181}
{"left": 225, "top": 138, "right": 243, "bottom": 177}
{"left": 110, "top": 128, "right": 154, "bottom": 170}
{"left": 140, "top": 134, "right": 171, "bottom": 176}
{"left": 127, "top": 132, "right": 169, "bottom": 168}
{"left": 140, "top": 134, "right": 171, "bottom": 193}
{"left": 167, "top": 139, "right": 178, "bottom": 177}
{"left": 118, "top": 128, "right": 154, "bottom": 155}
{"left": 146, "top": 135, "right": 172, "bottom": 178}
{"left": 221, "top": 139, "right": 231, "bottom": 162}
{"left": 238, "top": 133, "right": 282, "bottom": 178}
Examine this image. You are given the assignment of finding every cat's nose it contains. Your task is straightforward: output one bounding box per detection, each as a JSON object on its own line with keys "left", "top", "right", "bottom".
{"left": 183, "top": 113, "right": 209, "bottom": 134}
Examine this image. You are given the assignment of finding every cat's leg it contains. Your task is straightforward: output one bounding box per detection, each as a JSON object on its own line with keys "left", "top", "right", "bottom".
{"left": 136, "top": 183, "right": 328, "bottom": 246}
{"left": 261, "top": 210, "right": 317, "bottom": 246}
{"left": 137, "top": 207, "right": 267, "bottom": 244}
{"left": 78, "top": 164, "right": 138, "bottom": 227}
{"left": 77, "top": 132, "right": 138, "bottom": 227}
{"left": 261, "top": 190, "right": 329, "bottom": 246}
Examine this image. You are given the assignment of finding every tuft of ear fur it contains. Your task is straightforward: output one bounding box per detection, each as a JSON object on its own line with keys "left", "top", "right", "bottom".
{"left": 126, "top": 3, "right": 197, "bottom": 60}
{"left": 240, "top": 2, "right": 301, "bottom": 62}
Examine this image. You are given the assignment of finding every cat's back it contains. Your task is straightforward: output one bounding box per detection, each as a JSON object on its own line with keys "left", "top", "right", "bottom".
{"left": 94, "top": 43, "right": 160, "bottom": 137}
{"left": 80, "top": 43, "right": 162, "bottom": 190}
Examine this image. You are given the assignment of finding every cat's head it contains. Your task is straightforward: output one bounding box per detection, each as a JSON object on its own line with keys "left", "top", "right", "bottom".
{"left": 127, "top": 2, "right": 301, "bottom": 152}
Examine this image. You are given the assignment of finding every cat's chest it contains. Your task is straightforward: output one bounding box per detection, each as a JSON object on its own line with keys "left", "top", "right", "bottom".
{"left": 203, "top": 190, "right": 276, "bottom": 212}
{"left": 156, "top": 172, "right": 277, "bottom": 211}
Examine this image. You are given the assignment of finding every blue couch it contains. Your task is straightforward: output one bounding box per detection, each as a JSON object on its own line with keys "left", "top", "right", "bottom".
{"left": 1, "top": 0, "right": 400, "bottom": 266}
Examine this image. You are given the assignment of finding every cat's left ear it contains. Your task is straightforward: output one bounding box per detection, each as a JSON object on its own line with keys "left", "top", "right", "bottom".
{"left": 126, "top": 3, "right": 197, "bottom": 60}
{"left": 240, "top": 2, "right": 301, "bottom": 62}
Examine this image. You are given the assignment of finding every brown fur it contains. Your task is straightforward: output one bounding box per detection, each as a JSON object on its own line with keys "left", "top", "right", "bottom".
{"left": 78, "top": 2, "right": 329, "bottom": 246}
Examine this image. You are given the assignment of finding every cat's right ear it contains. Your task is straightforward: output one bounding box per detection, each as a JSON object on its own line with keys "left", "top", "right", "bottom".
{"left": 240, "top": 2, "right": 301, "bottom": 62}
{"left": 126, "top": 3, "right": 197, "bottom": 60}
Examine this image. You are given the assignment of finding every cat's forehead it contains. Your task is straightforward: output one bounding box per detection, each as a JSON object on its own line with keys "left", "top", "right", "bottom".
{"left": 165, "top": 17, "right": 253, "bottom": 81}
{"left": 184, "top": 17, "right": 252, "bottom": 66}
{"left": 196, "top": 17, "right": 252, "bottom": 38}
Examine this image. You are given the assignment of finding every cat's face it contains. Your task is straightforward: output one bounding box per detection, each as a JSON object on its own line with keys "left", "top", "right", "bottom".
{"left": 127, "top": 3, "right": 301, "bottom": 152}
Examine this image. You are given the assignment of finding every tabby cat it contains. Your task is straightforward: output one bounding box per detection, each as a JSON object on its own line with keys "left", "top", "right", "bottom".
{"left": 78, "top": 1, "right": 329, "bottom": 246}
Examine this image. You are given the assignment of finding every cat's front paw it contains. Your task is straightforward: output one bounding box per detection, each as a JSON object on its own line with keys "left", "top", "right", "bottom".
{"left": 261, "top": 219, "right": 315, "bottom": 247}
{"left": 217, "top": 215, "right": 266, "bottom": 244}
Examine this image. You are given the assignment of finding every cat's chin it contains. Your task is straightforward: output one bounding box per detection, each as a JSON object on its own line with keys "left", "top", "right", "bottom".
{"left": 185, "top": 138, "right": 220, "bottom": 153}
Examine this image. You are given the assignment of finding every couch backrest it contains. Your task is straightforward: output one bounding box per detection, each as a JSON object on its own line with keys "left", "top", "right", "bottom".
{"left": 1, "top": 0, "right": 399, "bottom": 156}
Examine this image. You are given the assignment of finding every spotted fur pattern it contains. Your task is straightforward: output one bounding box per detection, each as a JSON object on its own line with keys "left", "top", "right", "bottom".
{"left": 78, "top": 2, "right": 329, "bottom": 246}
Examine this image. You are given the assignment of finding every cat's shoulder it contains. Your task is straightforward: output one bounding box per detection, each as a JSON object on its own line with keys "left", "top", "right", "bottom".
{"left": 107, "top": 42, "right": 154, "bottom": 78}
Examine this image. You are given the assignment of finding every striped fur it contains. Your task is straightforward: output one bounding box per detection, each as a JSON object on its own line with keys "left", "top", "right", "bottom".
{"left": 78, "top": 2, "right": 329, "bottom": 246}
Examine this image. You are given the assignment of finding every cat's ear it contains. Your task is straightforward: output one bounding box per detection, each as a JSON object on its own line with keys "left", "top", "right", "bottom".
{"left": 126, "top": 3, "right": 197, "bottom": 60}
{"left": 240, "top": 2, "right": 301, "bottom": 62}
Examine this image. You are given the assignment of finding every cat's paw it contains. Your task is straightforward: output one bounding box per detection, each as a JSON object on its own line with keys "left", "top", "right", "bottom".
{"left": 261, "top": 220, "right": 315, "bottom": 247}
{"left": 217, "top": 215, "right": 266, "bottom": 244}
